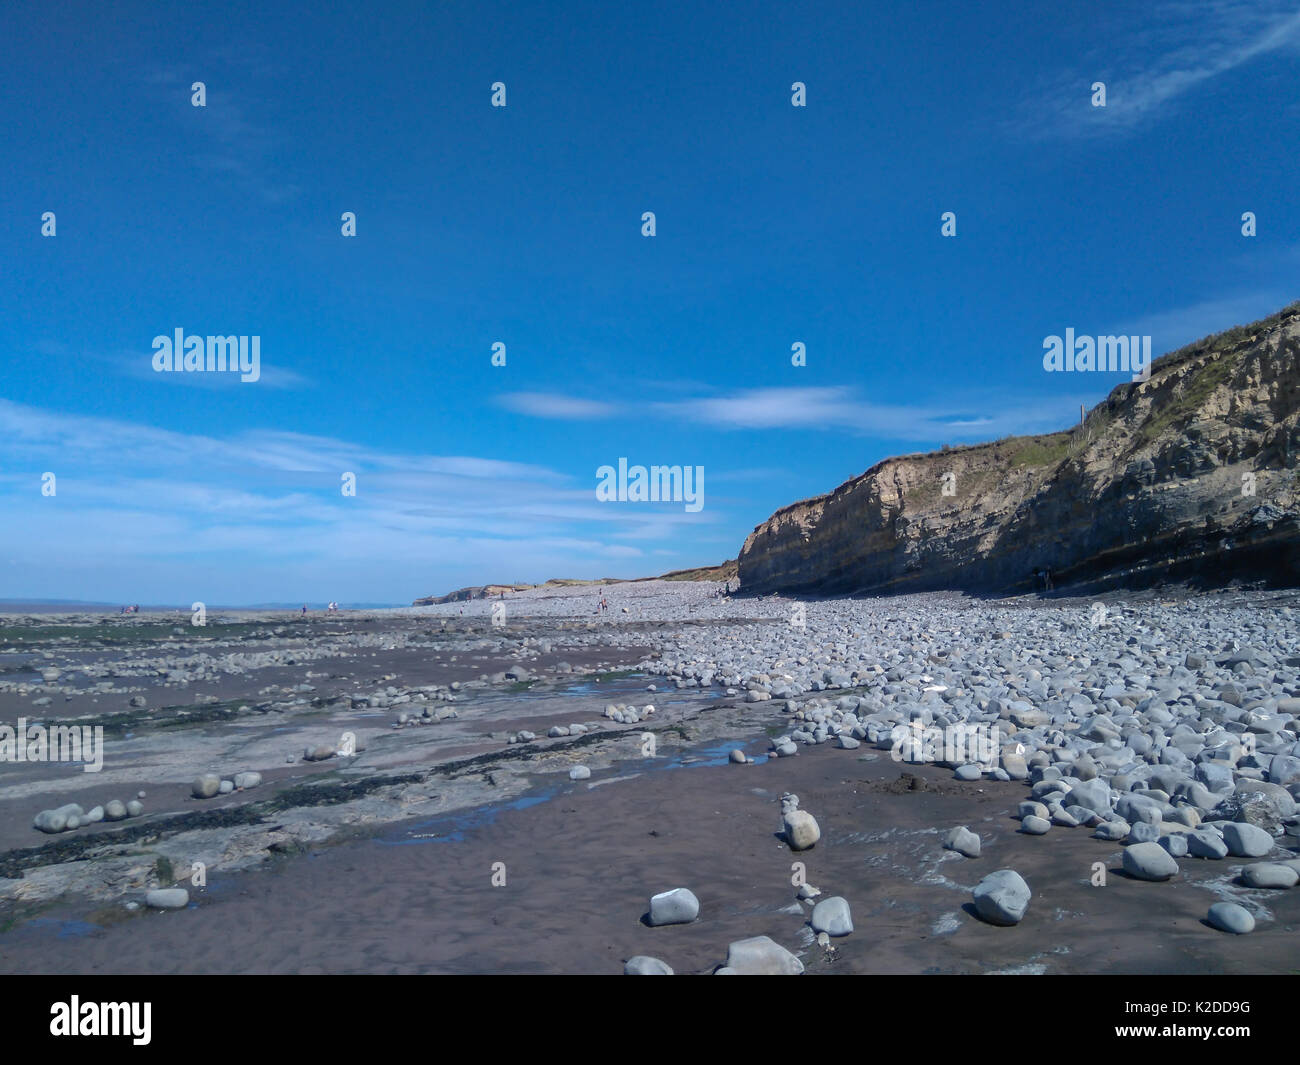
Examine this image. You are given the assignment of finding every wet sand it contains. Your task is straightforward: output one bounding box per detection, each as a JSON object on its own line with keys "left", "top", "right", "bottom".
{"left": 3, "top": 590, "right": 1298, "bottom": 975}
{"left": 3, "top": 738, "right": 1295, "bottom": 975}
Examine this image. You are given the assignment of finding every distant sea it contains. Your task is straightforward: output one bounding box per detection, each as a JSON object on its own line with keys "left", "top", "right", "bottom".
{"left": 0, "top": 601, "right": 402, "bottom": 613}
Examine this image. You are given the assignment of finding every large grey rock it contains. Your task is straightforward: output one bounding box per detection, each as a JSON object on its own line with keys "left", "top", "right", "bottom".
{"left": 1001, "top": 751, "right": 1030, "bottom": 780}
{"left": 1051, "top": 806, "right": 1080, "bottom": 827}
{"left": 783, "top": 809, "right": 821, "bottom": 851}
{"left": 1222, "top": 821, "right": 1273, "bottom": 857}
{"left": 34, "top": 803, "right": 85, "bottom": 833}
{"left": 103, "top": 799, "right": 128, "bottom": 821}
{"left": 303, "top": 744, "right": 336, "bottom": 762}
{"left": 717, "top": 935, "right": 804, "bottom": 975}
{"left": 192, "top": 773, "right": 221, "bottom": 799}
{"left": 1020, "top": 815, "right": 1050, "bottom": 835}
{"left": 944, "top": 826, "right": 980, "bottom": 858}
{"left": 1206, "top": 902, "right": 1254, "bottom": 934}
{"left": 1268, "top": 753, "right": 1300, "bottom": 786}
{"left": 1066, "top": 804, "right": 1102, "bottom": 827}
{"left": 1066, "top": 778, "right": 1112, "bottom": 815}
{"left": 145, "top": 888, "right": 190, "bottom": 910}
{"left": 1128, "top": 821, "right": 1161, "bottom": 843}
{"left": 33, "top": 808, "right": 68, "bottom": 833}
{"left": 1122, "top": 842, "right": 1180, "bottom": 881}
{"left": 1241, "top": 863, "right": 1299, "bottom": 888}
{"left": 1187, "top": 829, "right": 1229, "bottom": 859}
{"left": 810, "top": 896, "right": 853, "bottom": 937}
{"left": 648, "top": 888, "right": 699, "bottom": 926}
{"left": 1159, "top": 833, "right": 1189, "bottom": 857}
{"left": 972, "top": 869, "right": 1031, "bottom": 926}
{"left": 625, "top": 955, "right": 674, "bottom": 975}
{"left": 1116, "top": 793, "right": 1163, "bottom": 825}
{"left": 1196, "top": 762, "right": 1235, "bottom": 795}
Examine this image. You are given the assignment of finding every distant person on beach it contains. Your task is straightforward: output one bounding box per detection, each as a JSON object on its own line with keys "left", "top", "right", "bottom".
{"left": 301, "top": 605, "right": 307, "bottom": 615}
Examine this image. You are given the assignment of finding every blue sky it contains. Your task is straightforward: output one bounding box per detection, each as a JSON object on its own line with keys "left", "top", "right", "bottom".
{"left": 2, "top": 0, "right": 1299, "bottom": 605}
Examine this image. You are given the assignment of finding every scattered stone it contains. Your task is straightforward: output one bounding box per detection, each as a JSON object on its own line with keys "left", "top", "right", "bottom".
{"left": 810, "top": 896, "right": 853, "bottom": 937}
{"left": 1187, "top": 829, "right": 1229, "bottom": 859}
{"left": 625, "top": 956, "right": 674, "bottom": 975}
{"left": 945, "top": 826, "right": 981, "bottom": 858}
{"left": 569, "top": 765, "right": 591, "bottom": 781}
{"left": 1241, "top": 863, "right": 1298, "bottom": 888}
{"left": 1122, "top": 842, "right": 1180, "bottom": 881}
{"left": 1159, "top": 833, "right": 1189, "bottom": 858}
{"left": 972, "top": 869, "right": 1030, "bottom": 926}
{"left": 648, "top": 888, "right": 700, "bottom": 926}
{"left": 1222, "top": 821, "right": 1274, "bottom": 858}
{"left": 145, "top": 888, "right": 189, "bottom": 910}
{"left": 192, "top": 774, "right": 221, "bottom": 799}
{"left": 716, "top": 935, "right": 804, "bottom": 975}
{"left": 1206, "top": 902, "right": 1255, "bottom": 934}
{"left": 783, "top": 809, "right": 821, "bottom": 851}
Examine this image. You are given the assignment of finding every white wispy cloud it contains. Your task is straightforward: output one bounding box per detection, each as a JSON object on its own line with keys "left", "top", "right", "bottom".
{"left": 496, "top": 392, "right": 620, "bottom": 419}
{"left": 1016, "top": 1, "right": 1300, "bottom": 139}
{"left": 494, "top": 381, "right": 1103, "bottom": 442}
{"left": 0, "top": 400, "right": 720, "bottom": 600}
{"left": 654, "top": 386, "right": 1084, "bottom": 441}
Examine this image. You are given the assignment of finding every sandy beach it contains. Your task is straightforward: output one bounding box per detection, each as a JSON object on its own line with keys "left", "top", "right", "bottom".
{"left": 2, "top": 581, "right": 1297, "bottom": 974}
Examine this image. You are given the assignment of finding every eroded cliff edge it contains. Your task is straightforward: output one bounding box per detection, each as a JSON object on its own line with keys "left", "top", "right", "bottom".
{"left": 738, "top": 302, "right": 1300, "bottom": 596}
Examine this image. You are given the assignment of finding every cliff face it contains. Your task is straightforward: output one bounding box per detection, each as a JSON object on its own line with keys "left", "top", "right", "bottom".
{"left": 738, "top": 302, "right": 1300, "bottom": 596}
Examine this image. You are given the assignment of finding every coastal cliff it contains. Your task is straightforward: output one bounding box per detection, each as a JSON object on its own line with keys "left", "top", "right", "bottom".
{"left": 738, "top": 302, "right": 1300, "bottom": 596}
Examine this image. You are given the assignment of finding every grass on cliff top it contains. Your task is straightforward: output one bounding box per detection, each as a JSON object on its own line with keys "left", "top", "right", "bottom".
{"left": 999, "top": 432, "right": 1072, "bottom": 468}
{"left": 655, "top": 560, "right": 738, "bottom": 582}
{"left": 904, "top": 431, "right": 1071, "bottom": 507}
{"left": 1133, "top": 346, "right": 1239, "bottom": 449}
